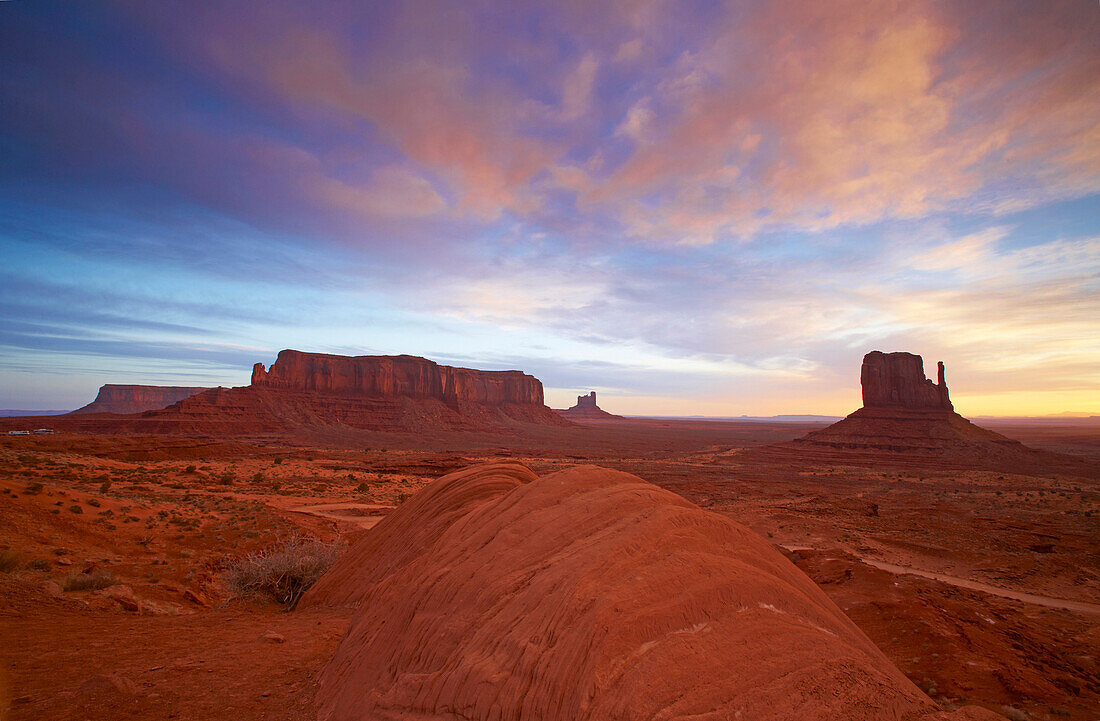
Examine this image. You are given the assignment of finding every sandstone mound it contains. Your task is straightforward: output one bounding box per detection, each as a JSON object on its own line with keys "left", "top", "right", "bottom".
{"left": 304, "top": 462, "right": 996, "bottom": 721}
{"left": 558, "top": 391, "right": 622, "bottom": 420}
{"left": 70, "top": 384, "right": 213, "bottom": 415}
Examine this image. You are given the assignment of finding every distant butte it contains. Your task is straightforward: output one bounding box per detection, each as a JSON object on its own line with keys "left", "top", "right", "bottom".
{"left": 34, "top": 350, "right": 570, "bottom": 436}
{"left": 70, "top": 384, "right": 213, "bottom": 415}
{"left": 781, "top": 351, "right": 1088, "bottom": 472}
{"left": 558, "top": 391, "right": 622, "bottom": 420}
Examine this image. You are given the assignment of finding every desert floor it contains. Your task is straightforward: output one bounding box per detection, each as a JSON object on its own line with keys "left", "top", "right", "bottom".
{"left": 1, "top": 418, "right": 1097, "bottom": 720}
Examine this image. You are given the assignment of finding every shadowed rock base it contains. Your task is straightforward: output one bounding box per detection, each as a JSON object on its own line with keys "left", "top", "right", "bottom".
{"left": 305, "top": 462, "right": 998, "bottom": 721}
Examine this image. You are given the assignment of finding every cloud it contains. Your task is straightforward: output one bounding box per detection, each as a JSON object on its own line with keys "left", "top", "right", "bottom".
{"left": 561, "top": 52, "right": 599, "bottom": 121}
{"left": 318, "top": 166, "right": 447, "bottom": 218}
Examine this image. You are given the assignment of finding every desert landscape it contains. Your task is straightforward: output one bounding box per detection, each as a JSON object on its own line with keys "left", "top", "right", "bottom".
{"left": 0, "top": 351, "right": 1096, "bottom": 720}
{"left": 3, "top": 1, "right": 1098, "bottom": 720}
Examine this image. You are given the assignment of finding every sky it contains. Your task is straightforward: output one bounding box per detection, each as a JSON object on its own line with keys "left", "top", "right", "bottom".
{"left": 1, "top": 0, "right": 1098, "bottom": 416}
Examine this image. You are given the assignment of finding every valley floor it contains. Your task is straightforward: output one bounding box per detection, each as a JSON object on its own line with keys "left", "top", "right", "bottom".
{"left": 1, "top": 419, "right": 1097, "bottom": 720}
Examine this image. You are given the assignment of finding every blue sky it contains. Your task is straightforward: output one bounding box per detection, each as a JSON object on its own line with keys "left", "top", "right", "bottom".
{"left": 1, "top": 0, "right": 1098, "bottom": 415}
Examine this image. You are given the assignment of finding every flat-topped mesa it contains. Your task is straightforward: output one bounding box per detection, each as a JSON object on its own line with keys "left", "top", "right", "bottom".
{"left": 250, "top": 350, "right": 544, "bottom": 406}
{"left": 860, "top": 351, "right": 952, "bottom": 411}
{"left": 70, "top": 384, "right": 213, "bottom": 415}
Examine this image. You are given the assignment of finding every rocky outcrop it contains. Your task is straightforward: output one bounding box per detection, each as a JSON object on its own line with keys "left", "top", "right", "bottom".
{"left": 250, "top": 350, "right": 544, "bottom": 406}
{"left": 70, "top": 385, "right": 212, "bottom": 415}
{"left": 559, "top": 391, "right": 622, "bottom": 420}
{"left": 304, "top": 462, "right": 997, "bottom": 721}
{"left": 63, "top": 351, "right": 568, "bottom": 436}
{"left": 861, "top": 351, "right": 952, "bottom": 410}
{"left": 775, "top": 351, "right": 1081, "bottom": 471}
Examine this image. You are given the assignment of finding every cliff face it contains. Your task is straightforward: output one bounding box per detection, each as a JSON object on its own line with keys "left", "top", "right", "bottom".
{"left": 860, "top": 351, "right": 952, "bottom": 411}
{"left": 105, "top": 350, "right": 569, "bottom": 435}
{"left": 250, "top": 350, "right": 544, "bottom": 406}
{"left": 70, "top": 385, "right": 212, "bottom": 415}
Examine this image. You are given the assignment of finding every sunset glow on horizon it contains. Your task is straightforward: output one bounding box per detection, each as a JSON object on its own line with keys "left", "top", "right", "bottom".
{"left": 1, "top": 1, "right": 1098, "bottom": 416}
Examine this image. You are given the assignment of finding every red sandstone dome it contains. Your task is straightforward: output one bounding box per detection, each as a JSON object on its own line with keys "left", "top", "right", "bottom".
{"left": 304, "top": 462, "right": 997, "bottom": 721}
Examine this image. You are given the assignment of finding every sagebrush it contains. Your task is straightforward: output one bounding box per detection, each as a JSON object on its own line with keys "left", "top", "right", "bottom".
{"left": 61, "top": 570, "right": 117, "bottom": 591}
{"left": 224, "top": 535, "right": 340, "bottom": 610}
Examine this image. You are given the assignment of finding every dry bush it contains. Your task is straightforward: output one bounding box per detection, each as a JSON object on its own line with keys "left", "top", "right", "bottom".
{"left": 224, "top": 535, "right": 340, "bottom": 610}
{"left": 0, "top": 550, "right": 22, "bottom": 573}
{"left": 61, "top": 570, "right": 117, "bottom": 592}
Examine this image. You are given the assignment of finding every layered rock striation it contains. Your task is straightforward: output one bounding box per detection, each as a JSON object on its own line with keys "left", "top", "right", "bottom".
{"left": 304, "top": 462, "right": 996, "bottom": 721}
{"left": 559, "top": 391, "right": 622, "bottom": 420}
{"left": 250, "top": 350, "right": 544, "bottom": 406}
{"left": 861, "top": 351, "right": 952, "bottom": 411}
{"left": 123, "top": 350, "right": 568, "bottom": 435}
{"left": 70, "top": 385, "right": 213, "bottom": 415}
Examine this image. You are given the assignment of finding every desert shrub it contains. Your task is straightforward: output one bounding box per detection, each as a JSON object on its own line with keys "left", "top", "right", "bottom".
{"left": 24, "top": 482, "right": 44, "bottom": 495}
{"left": 223, "top": 535, "right": 341, "bottom": 610}
{"left": 356, "top": 482, "right": 371, "bottom": 493}
{"left": 87, "top": 498, "right": 101, "bottom": 507}
{"left": 69, "top": 504, "right": 83, "bottom": 514}
{"left": 99, "top": 480, "right": 112, "bottom": 494}
{"left": 185, "top": 464, "right": 197, "bottom": 473}
{"left": 218, "top": 472, "right": 235, "bottom": 486}
{"left": 61, "top": 570, "right": 117, "bottom": 592}
{"left": 252, "top": 472, "right": 264, "bottom": 483}
{"left": 28, "top": 559, "right": 50, "bottom": 571}
{"left": 273, "top": 458, "right": 283, "bottom": 465}
{"left": 0, "top": 550, "right": 22, "bottom": 573}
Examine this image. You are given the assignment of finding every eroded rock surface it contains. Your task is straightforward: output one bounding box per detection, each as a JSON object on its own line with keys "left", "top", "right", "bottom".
{"left": 861, "top": 351, "right": 952, "bottom": 410}
{"left": 305, "top": 462, "right": 997, "bottom": 721}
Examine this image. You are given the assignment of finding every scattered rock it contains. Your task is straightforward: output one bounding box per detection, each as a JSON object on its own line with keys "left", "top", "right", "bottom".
{"left": 41, "top": 580, "right": 62, "bottom": 598}
{"left": 261, "top": 631, "right": 285, "bottom": 644}
{"left": 98, "top": 584, "right": 141, "bottom": 612}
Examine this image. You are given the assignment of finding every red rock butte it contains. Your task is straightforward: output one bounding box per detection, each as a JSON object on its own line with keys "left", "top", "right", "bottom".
{"left": 558, "top": 391, "right": 622, "bottom": 420}
{"left": 785, "top": 351, "right": 1086, "bottom": 472}
{"left": 303, "top": 462, "right": 996, "bottom": 721}
{"left": 250, "top": 350, "right": 544, "bottom": 407}
{"left": 69, "top": 384, "right": 213, "bottom": 415}
{"left": 43, "top": 350, "right": 569, "bottom": 436}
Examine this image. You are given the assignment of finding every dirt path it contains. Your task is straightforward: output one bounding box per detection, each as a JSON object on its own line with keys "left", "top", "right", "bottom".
{"left": 282, "top": 502, "right": 395, "bottom": 529}
{"left": 860, "top": 558, "right": 1100, "bottom": 616}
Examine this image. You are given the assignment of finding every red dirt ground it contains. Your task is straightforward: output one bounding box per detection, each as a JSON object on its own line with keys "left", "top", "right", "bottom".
{"left": 0, "top": 417, "right": 1096, "bottom": 720}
